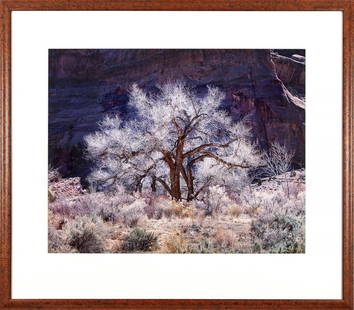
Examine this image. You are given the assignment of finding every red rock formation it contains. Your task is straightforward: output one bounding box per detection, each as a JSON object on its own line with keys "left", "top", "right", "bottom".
{"left": 271, "top": 52, "right": 305, "bottom": 98}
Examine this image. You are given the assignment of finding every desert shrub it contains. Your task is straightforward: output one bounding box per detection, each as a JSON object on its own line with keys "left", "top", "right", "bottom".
{"left": 283, "top": 181, "right": 304, "bottom": 199}
{"left": 262, "top": 142, "right": 294, "bottom": 177}
{"left": 165, "top": 232, "right": 241, "bottom": 254}
{"left": 119, "top": 199, "right": 147, "bottom": 227}
{"left": 49, "top": 199, "right": 79, "bottom": 218}
{"left": 250, "top": 201, "right": 305, "bottom": 253}
{"left": 193, "top": 209, "right": 206, "bottom": 223}
{"left": 98, "top": 204, "right": 120, "bottom": 222}
{"left": 239, "top": 187, "right": 265, "bottom": 211}
{"left": 144, "top": 203, "right": 163, "bottom": 219}
{"left": 156, "top": 200, "right": 196, "bottom": 219}
{"left": 170, "top": 201, "right": 184, "bottom": 217}
{"left": 49, "top": 193, "right": 107, "bottom": 218}
{"left": 63, "top": 216, "right": 107, "bottom": 253}
{"left": 189, "top": 240, "right": 215, "bottom": 254}
{"left": 213, "top": 229, "right": 236, "bottom": 248}
{"left": 48, "top": 227, "right": 60, "bottom": 252}
{"left": 110, "top": 240, "right": 123, "bottom": 253}
{"left": 112, "top": 185, "right": 136, "bottom": 205}
{"left": 181, "top": 205, "right": 195, "bottom": 218}
{"left": 229, "top": 205, "right": 242, "bottom": 217}
{"left": 200, "top": 186, "right": 233, "bottom": 216}
{"left": 244, "top": 205, "right": 259, "bottom": 217}
{"left": 165, "top": 229, "right": 239, "bottom": 254}
{"left": 49, "top": 191, "right": 137, "bottom": 223}
{"left": 207, "top": 229, "right": 242, "bottom": 253}
{"left": 48, "top": 227, "right": 72, "bottom": 253}
{"left": 122, "top": 228, "right": 158, "bottom": 252}
{"left": 146, "top": 197, "right": 174, "bottom": 219}
{"left": 155, "top": 208, "right": 164, "bottom": 219}
{"left": 144, "top": 203, "right": 157, "bottom": 219}
{"left": 162, "top": 207, "right": 173, "bottom": 219}
{"left": 239, "top": 179, "right": 305, "bottom": 253}
{"left": 164, "top": 231, "right": 189, "bottom": 253}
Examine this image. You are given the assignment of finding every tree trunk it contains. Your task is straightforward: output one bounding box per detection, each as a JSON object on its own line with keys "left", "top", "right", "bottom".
{"left": 186, "top": 167, "right": 194, "bottom": 201}
{"left": 170, "top": 168, "right": 181, "bottom": 201}
{"left": 151, "top": 177, "right": 156, "bottom": 192}
{"left": 161, "top": 134, "right": 186, "bottom": 201}
{"left": 170, "top": 137, "right": 185, "bottom": 201}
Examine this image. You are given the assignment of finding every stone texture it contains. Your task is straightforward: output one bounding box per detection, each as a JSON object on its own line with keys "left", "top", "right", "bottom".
{"left": 271, "top": 51, "right": 305, "bottom": 98}
{"left": 49, "top": 49, "right": 305, "bottom": 177}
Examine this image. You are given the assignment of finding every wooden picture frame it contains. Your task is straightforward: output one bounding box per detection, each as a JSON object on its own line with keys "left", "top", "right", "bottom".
{"left": 0, "top": 1, "right": 352, "bottom": 309}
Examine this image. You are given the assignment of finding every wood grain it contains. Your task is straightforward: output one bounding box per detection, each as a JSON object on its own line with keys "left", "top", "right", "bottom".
{"left": 0, "top": 0, "right": 352, "bottom": 309}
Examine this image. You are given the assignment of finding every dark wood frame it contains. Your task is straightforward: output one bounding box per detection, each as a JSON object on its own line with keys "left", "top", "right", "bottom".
{"left": 0, "top": 1, "right": 352, "bottom": 309}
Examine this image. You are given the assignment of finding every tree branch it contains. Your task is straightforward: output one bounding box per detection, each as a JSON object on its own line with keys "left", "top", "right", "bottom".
{"left": 193, "top": 178, "right": 212, "bottom": 199}
{"left": 160, "top": 150, "right": 175, "bottom": 168}
{"left": 200, "top": 151, "right": 251, "bottom": 169}
{"left": 183, "top": 113, "right": 207, "bottom": 137}
{"left": 172, "top": 118, "right": 183, "bottom": 137}
{"left": 183, "top": 138, "right": 239, "bottom": 159}
{"left": 155, "top": 177, "right": 172, "bottom": 195}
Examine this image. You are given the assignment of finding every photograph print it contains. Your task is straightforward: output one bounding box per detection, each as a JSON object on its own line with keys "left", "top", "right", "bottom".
{"left": 48, "top": 49, "right": 305, "bottom": 254}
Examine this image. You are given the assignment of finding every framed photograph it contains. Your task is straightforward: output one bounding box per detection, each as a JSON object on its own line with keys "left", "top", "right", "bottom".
{"left": 0, "top": 1, "right": 352, "bottom": 309}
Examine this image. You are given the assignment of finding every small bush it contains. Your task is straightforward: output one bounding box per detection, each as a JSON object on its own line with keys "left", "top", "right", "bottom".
{"left": 162, "top": 207, "right": 173, "bottom": 218}
{"left": 213, "top": 229, "right": 236, "bottom": 249}
{"left": 119, "top": 199, "right": 147, "bottom": 227}
{"left": 162, "top": 201, "right": 195, "bottom": 218}
{"left": 48, "top": 227, "right": 72, "bottom": 253}
{"left": 284, "top": 182, "right": 304, "bottom": 199}
{"left": 144, "top": 204, "right": 163, "bottom": 220}
{"left": 181, "top": 206, "right": 195, "bottom": 218}
{"left": 170, "top": 201, "right": 184, "bottom": 217}
{"left": 164, "top": 231, "right": 189, "bottom": 253}
{"left": 244, "top": 205, "right": 259, "bottom": 217}
{"left": 49, "top": 193, "right": 109, "bottom": 218}
{"left": 189, "top": 240, "right": 215, "bottom": 254}
{"left": 64, "top": 216, "right": 107, "bottom": 253}
{"left": 122, "top": 228, "right": 158, "bottom": 252}
{"left": 250, "top": 213, "right": 304, "bottom": 253}
{"left": 202, "top": 186, "right": 233, "bottom": 216}
{"left": 98, "top": 205, "right": 120, "bottom": 222}
{"left": 49, "top": 189, "right": 138, "bottom": 222}
{"left": 229, "top": 205, "right": 242, "bottom": 217}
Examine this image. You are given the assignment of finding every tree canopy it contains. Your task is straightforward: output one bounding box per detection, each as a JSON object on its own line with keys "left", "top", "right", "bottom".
{"left": 85, "top": 83, "right": 262, "bottom": 200}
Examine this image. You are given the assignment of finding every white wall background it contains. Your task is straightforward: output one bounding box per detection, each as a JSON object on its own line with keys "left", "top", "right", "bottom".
{"left": 11, "top": 11, "right": 342, "bottom": 299}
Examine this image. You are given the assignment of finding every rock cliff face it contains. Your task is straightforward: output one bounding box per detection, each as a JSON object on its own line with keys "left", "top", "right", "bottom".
{"left": 49, "top": 49, "right": 305, "bottom": 178}
{"left": 271, "top": 51, "right": 305, "bottom": 98}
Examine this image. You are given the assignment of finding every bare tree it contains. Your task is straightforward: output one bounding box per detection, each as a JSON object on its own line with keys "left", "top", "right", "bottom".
{"left": 262, "top": 142, "right": 295, "bottom": 198}
{"left": 85, "top": 83, "right": 262, "bottom": 201}
{"left": 263, "top": 142, "right": 295, "bottom": 177}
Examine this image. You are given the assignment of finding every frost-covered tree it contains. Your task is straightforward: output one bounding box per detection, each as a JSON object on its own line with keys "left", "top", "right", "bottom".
{"left": 85, "top": 83, "right": 262, "bottom": 201}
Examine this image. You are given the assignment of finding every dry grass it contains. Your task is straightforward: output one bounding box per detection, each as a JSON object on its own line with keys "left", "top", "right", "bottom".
{"left": 229, "top": 205, "right": 242, "bottom": 217}
{"left": 244, "top": 206, "right": 259, "bottom": 217}
{"left": 48, "top": 170, "right": 305, "bottom": 254}
{"left": 164, "top": 230, "right": 189, "bottom": 253}
{"left": 213, "top": 229, "right": 236, "bottom": 249}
